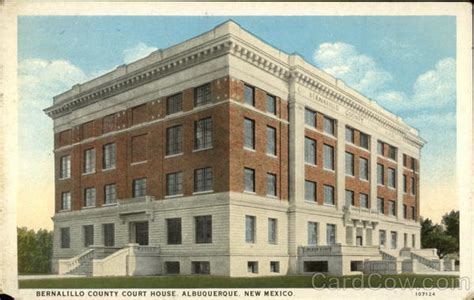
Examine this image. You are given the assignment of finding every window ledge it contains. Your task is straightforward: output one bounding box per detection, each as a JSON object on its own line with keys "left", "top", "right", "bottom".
{"left": 304, "top": 200, "right": 318, "bottom": 204}
{"left": 388, "top": 186, "right": 397, "bottom": 191}
{"left": 359, "top": 178, "right": 369, "bottom": 183}
{"left": 102, "top": 167, "right": 116, "bottom": 172}
{"left": 82, "top": 206, "right": 97, "bottom": 210}
{"left": 58, "top": 177, "right": 70, "bottom": 181}
{"left": 82, "top": 171, "right": 96, "bottom": 176}
{"left": 266, "top": 194, "right": 278, "bottom": 199}
{"left": 165, "top": 194, "right": 184, "bottom": 199}
{"left": 266, "top": 153, "right": 278, "bottom": 158}
{"left": 193, "top": 147, "right": 213, "bottom": 153}
{"left": 323, "top": 168, "right": 336, "bottom": 173}
{"left": 165, "top": 153, "right": 184, "bottom": 159}
{"left": 243, "top": 147, "right": 256, "bottom": 152}
{"left": 345, "top": 174, "right": 355, "bottom": 178}
{"left": 243, "top": 191, "right": 256, "bottom": 195}
{"left": 323, "top": 203, "right": 336, "bottom": 207}
{"left": 102, "top": 203, "right": 117, "bottom": 207}
{"left": 131, "top": 160, "right": 147, "bottom": 166}
{"left": 193, "top": 190, "right": 213, "bottom": 195}
{"left": 59, "top": 209, "right": 71, "bottom": 213}
{"left": 305, "top": 162, "right": 317, "bottom": 167}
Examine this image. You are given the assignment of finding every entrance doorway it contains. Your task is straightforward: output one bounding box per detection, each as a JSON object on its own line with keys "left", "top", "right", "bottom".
{"left": 130, "top": 221, "right": 149, "bottom": 245}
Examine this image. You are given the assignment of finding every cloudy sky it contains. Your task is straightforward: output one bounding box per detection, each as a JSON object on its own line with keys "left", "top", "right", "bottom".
{"left": 17, "top": 16, "right": 456, "bottom": 230}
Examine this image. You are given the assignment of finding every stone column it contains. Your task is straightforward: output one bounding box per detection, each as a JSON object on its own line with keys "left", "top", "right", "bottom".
{"left": 336, "top": 120, "right": 346, "bottom": 211}
{"left": 369, "top": 135, "right": 378, "bottom": 212}
{"left": 396, "top": 149, "right": 404, "bottom": 219}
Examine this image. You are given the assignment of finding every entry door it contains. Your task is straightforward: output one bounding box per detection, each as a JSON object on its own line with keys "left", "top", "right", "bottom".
{"left": 135, "top": 222, "right": 149, "bottom": 245}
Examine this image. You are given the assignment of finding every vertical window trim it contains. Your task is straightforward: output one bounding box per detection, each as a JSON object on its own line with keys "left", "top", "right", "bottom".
{"left": 244, "top": 168, "right": 256, "bottom": 193}
{"left": 244, "top": 118, "right": 255, "bottom": 150}
{"left": 266, "top": 126, "right": 277, "bottom": 156}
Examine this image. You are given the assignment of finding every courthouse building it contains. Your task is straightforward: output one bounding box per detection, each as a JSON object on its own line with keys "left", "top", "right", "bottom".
{"left": 45, "top": 21, "right": 449, "bottom": 277}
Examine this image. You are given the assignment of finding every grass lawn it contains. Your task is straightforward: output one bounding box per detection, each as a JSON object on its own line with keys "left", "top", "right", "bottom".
{"left": 20, "top": 274, "right": 460, "bottom": 289}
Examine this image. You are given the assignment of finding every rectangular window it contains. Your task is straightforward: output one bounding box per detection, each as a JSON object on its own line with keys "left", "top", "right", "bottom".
{"left": 305, "top": 108, "right": 316, "bottom": 127}
{"left": 194, "top": 168, "right": 213, "bottom": 193}
{"left": 324, "top": 185, "right": 335, "bottom": 205}
{"left": 166, "top": 218, "right": 182, "bottom": 245}
{"left": 244, "top": 84, "right": 255, "bottom": 106}
{"left": 411, "top": 206, "right": 416, "bottom": 220}
{"left": 166, "top": 93, "right": 182, "bottom": 115}
{"left": 379, "top": 230, "right": 386, "bottom": 247}
{"left": 83, "top": 225, "right": 94, "bottom": 247}
{"left": 165, "top": 262, "right": 180, "bottom": 275}
{"left": 194, "top": 117, "right": 213, "bottom": 150}
{"left": 305, "top": 137, "right": 316, "bottom": 165}
{"left": 388, "top": 146, "right": 397, "bottom": 160}
{"left": 84, "top": 187, "right": 96, "bottom": 207}
{"left": 103, "top": 143, "right": 116, "bottom": 169}
{"left": 60, "top": 227, "right": 70, "bottom": 248}
{"left": 166, "top": 125, "right": 183, "bottom": 155}
{"left": 404, "top": 233, "right": 408, "bottom": 248}
{"left": 323, "top": 116, "right": 335, "bottom": 136}
{"left": 377, "top": 141, "right": 384, "bottom": 155}
{"left": 103, "top": 223, "right": 115, "bottom": 247}
{"left": 247, "top": 261, "right": 258, "bottom": 274}
{"left": 308, "top": 222, "right": 318, "bottom": 245}
{"left": 412, "top": 234, "right": 416, "bottom": 247}
{"left": 244, "top": 168, "right": 255, "bottom": 193}
{"left": 323, "top": 144, "right": 334, "bottom": 170}
{"left": 194, "top": 83, "right": 211, "bottom": 107}
{"left": 345, "top": 190, "right": 354, "bottom": 207}
{"left": 345, "top": 152, "right": 354, "bottom": 176}
{"left": 60, "top": 155, "right": 71, "bottom": 179}
{"left": 389, "top": 200, "right": 396, "bottom": 216}
{"left": 166, "top": 172, "right": 183, "bottom": 196}
{"left": 245, "top": 215, "right": 256, "bottom": 243}
{"left": 133, "top": 178, "right": 147, "bottom": 197}
{"left": 268, "top": 218, "right": 277, "bottom": 244}
{"left": 411, "top": 158, "right": 417, "bottom": 171}
{"left": 388, "top": 168, "right": 396, "bottom": 188}
{"left": 326, "top": 224, "right": 336, "bottom": 245}
{"left": 403, "top": 154, "right": 408, "bottom": 167}
{"left": 191, "top": 261, "right": 210, "bottom": 274}
{"left": 266, "top": 94, "right": 276, "bottom": 115}
{"left": 84, "top": 148, "right": 96, "bottom": 173}
{"left": 305, "top": 180, "right": 316, "bottom": 202}
{"left": 195, "top": 215, "right": 212, "bottom": 244}
{"left": 61, "top": 192, "right": 71, "bottom": 211}
{"left": 345, "top": 127, "right": 354, "bottom": 143}
{"left": 360, "top": 193, "right": 369, "bottom": 208}
{"left": 266, "top": 173, "right": 277, "bottom": 197}
{"left": 270, "top": 261, "right": 280, "bottom": 273}
{"left": 391, "top": 231, "right": 397, "bottom": 249}
{"left": 244, "top": 118, "right": 255, "bottom": 149}
{"left": 377, "top": 197, "right": 384, "bottom": 214}
{"left": 403, "top": 204, "right": 408, "bottom": 219}
{"left": 403, "top": 175, "right": 408, "bottom": 193}
{"left": 411, "top": 177, "right": 416, "bottom": 195}
{"left": 377, "top": 164, "right": 384, "bottom": 185}
{"left": 266, "top": 126, "right": 277, "bottom": 156}
{"left": 359, "top": 158, "right": 369, "bottom": 180}
{"left": 360, "top": 132, "right": 369, "bottom": 149}
{"left": 304, "top": 261, "right": 328, "bottom": 272}
{"left": 104, "top": 184, "right": 117, "bottom": 204}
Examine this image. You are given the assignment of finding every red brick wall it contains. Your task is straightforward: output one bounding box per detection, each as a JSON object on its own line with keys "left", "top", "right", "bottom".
{"left": 345, "top": 130, "right": 370, "bottom": 208}
{"left": 377, "top": 142, "right": 398, "bottom": 216}
{"left": 403, "top": 155, "right": 419, "bottom": 221}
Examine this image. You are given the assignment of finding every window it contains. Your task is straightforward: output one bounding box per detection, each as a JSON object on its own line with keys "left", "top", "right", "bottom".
{"left": 84, "top": 187, "right": 96, "bottom": 207}
{"left": 194, "top": 168, "right": 213, "bottom": 193}
{"left": 359, "top": 193, "right": 369, "bottom": 209}
{"left": 345, "top": 190, "right": 354, "bottom": 207}
{"left": 360, "top": 132, "right": 369, "bottom": 149}
{"left": 411, "top": 206, "right": 416, "bottom": 220}
{"left": 403, "top": 175, "right": 407, "bottom": 193}
{"left": 166, "top": 93, "right": 182, "bottom": 115}
{"left": 84, "top": 149, "right": 96, "bottom": 173}
{"left": 323, "top": 116, "right": 335, "bottom": 135}
{"left": 379, "top": 230, "right": 386, "bottom": 247}
{"left": 411, "top": 158, "right": 416, "bottom": 171}
{"left": 304, "top": 261, "right": 328, "bottom": 272}
{"left": 377, "top": 164, "right": 384, "bottom": 185}
{"left": 244, "top": 118, "right": 255, "bottom": 149}
{"left": 403, "top": 154, "right": 408, "bottom": 167}
{"left": 305, "top": 180, "right": 316, "bottom": 202}
{"left": 345, "top": 127, "right": 354, "bottom": 143}
{"left": 166, "top": 125, "right": 182, "bottom": 155}
{"left": 266, "top": 94, "right": 276, "bottom": 115}
{"left": 404, "top": 233, "right": 408, "bottom": 248}
{"left": 103, "top": 143, "right": 116, "bottom": 169}
{"left": 166, "top": 218, "right": 182, "bottom": 245}
{"left": 270, "top": 261, "right": 280, "bottom": 273}
{"left": 377, "top": 141, "right": 384, "bottom": 155}
{"left": 60, "top": 227, "right": 70, "bottom": 248}
{"left": 61, "top": 192, "right": 71, "bottom": 211}
{"left": 103, "top": 223, "right": 115, "bottom": 247}
{"left": 388, "top": 168, "right": 396, "bottom": 188}
{"left": 403, "top": 204, "right": 407, "bottom": 219}
{"left": 266, "top": 173, "right": 277, "bottom": 197}
{"left": 326, "top": 224, "right": 336, "bottom": 245}
{"left": 388, "top": 146, "right": 397, "bottom": 160}
{"left": 308, "top": 222, "right": 318, "bottom": 245}
{"left": 132, "top": 178, "right": 147, "bottom": 197}
{"left": 389, "top": 200, "right": 396, "bottom": 216}
{"left": 195, "top": 117, "right": 213, "bottom": 150}
{"left": 323, "top": 144, "right": 334, "bottom": 170}
{"left": 60, "top": 155, "right": 71, "bottom": 179}
{"left": 194, "top": 83, "right": 211, "bottom": 107}
{"left": 377, "top": 197, "right": 384, "bottom": 214}
{"left": 244, "top": 84, "right": 255, "bottom": 106}
{"left": 390, "top": 231, "right": 397, "bottom": 249}
{"left": 245, "top": 215, "right": 256, "bottom": 243}
{"left": 104, "top": 184, "right": 117, "bottom": 204}
{"left": 305, "top": 137, "right": 316, "bottom": 165}
{"left": 266, "top": 126, "right": 277, "bottom": 156}
{"left": 345, "top": 152, "right": 354, "bottom": 176}
{"left": 324, "top": 185, "right": 335, "bottom": 205}
{"left": 83, "top": 225, "right": 94, "bottom": 247}
{"left": 195, "top": 215, "right": 212, "bottom": 244}
{"left": 244, "top": 168, "right": 255, "bottom": 193}
{"left": 411, "top": 177, "right": 416, "bottom": 195}
{"left": 268, "top": 218, "right": 277, "bottom": 244}
{"left": 305, "top": 108, "right": 316, "bottom": 127}
{"left": 165, "top": 262, "right": 180, "bottom": 274}
{"left": 192, "top": 261, "right": 210, "bottom": 274}
{"left": 412, "top": 234, "right": 416, "bottom": 248}
{"left": 166, "top": 172, "right": 183, "bottom": 196}
{"left": 359, "top": 158, "right": 368, "bottom": 180}
{"left": 247, "top": 261, "right": 258, "bottom": 274}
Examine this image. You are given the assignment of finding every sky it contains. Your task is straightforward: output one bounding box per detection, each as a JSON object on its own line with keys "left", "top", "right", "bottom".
{"left": 17, "top": 16, "right": 457, "bottom": 230}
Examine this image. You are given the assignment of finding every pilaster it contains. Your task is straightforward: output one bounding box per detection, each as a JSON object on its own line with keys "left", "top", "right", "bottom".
{"left": 336, "top": 120, "right": 346, "bottom": 211}
{"left": 396, "top": 149, "right": 404, "bottom": 219}
{"left": 369, "top": 135, "right": 378, "bottom": 212}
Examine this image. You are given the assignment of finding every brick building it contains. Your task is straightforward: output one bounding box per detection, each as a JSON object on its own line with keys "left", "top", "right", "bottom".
{"left": 45, "top": 21, "right": 451, "bottom": 276}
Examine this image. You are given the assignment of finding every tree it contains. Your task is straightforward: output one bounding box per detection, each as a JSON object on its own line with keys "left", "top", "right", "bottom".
{"left": 442, "top": 210, "right": 459, "bottom": 244}
{"left": 17, "top": 227, "right": 53, "bottom": 274}
{"left": 420, "top": 210, "right": 459, "bottom": 258}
